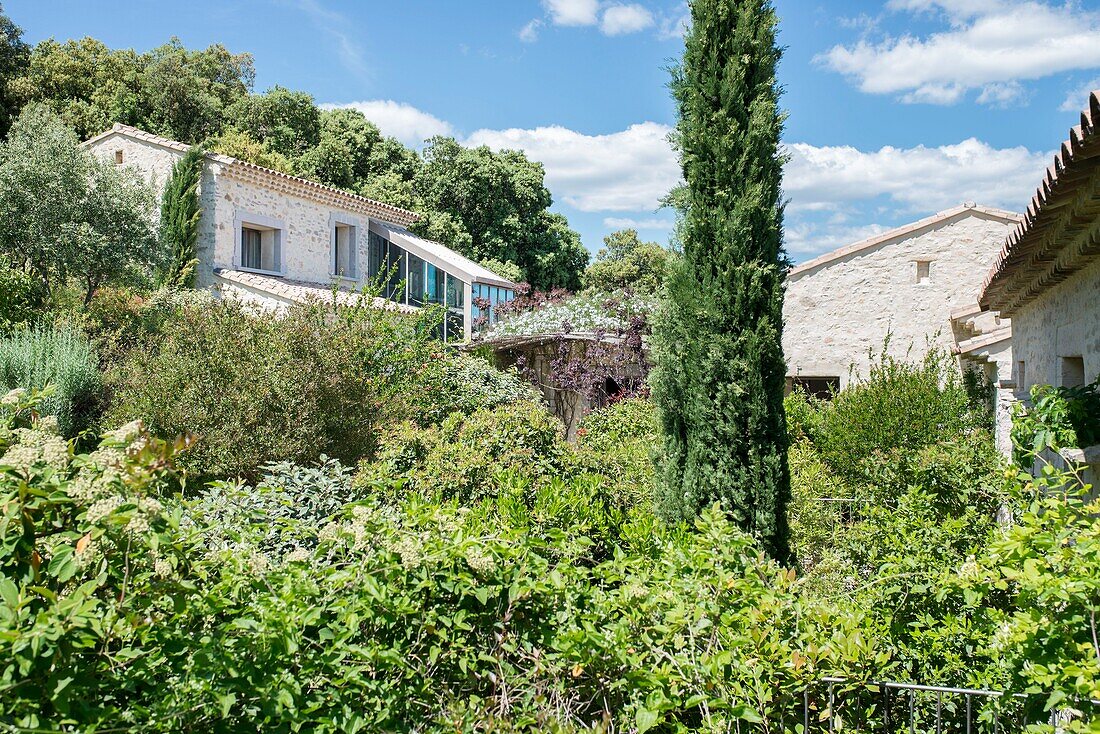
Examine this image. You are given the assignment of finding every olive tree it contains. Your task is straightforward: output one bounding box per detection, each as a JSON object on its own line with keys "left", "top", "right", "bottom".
{"left": 0, "top": 103, "right": 160, "bottom": 305}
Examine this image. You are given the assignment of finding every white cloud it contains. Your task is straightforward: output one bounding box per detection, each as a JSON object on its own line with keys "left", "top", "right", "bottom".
{"left": 519, "top": 19, "right": 543, "bottom": 43}
{"left": 785, "top": 222, "right": 892, "bottom": 258}
{"left": 321, "top": 100, "right": 454, "bottom": 146}
{"left": 542, "top": 0, "right": 599, "bottom": 26}
{"left": 819, "top": 0, "right": 1100, "bottom": 106}
{"left": 465, "top": 122, "right": 680, "bottom": 212}
{"left": 974, "top": 80, "right": 1027, "bottom": 107}
{"left": 1060, "top": 77, "right": 1100, "bottom": 111}
{"left": 784, "top": 138, "right": 1048, "bottom": 215}
{"left": 600, "top": 4, "right": 655, "bottom": 35}
{"left": 603, "top": 217, "right": 675, "bottom": 230}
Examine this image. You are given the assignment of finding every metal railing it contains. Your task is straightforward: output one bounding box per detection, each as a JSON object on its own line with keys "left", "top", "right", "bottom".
{"left": 796, "top": 678, "right": 1100, "bottom": 734}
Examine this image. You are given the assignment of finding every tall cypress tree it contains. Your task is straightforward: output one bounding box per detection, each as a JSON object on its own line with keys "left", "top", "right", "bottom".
{"left": 652, "top": 0, "right": 792, "bottom": 562}
{"left": 159, "top": 147, "right": 204, "bottom": 288}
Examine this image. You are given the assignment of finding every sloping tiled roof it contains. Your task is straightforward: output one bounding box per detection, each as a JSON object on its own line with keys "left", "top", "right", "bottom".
{"left": 213, "top": 268, "right": 420, "bottom": 314}
{"left": 789, "top": 203, "right": 1021, "bottom": 278}
{"left": 980, "top": 90, "right": 1100, "bottom": 316}
{"left": 84, "top": 124, "right": 419, "bottom": 228}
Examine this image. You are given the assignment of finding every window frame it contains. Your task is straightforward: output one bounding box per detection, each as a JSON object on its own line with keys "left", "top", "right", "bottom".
{"left": 329, "top": 213, "right": 360, "bottom": 281}
{"left": 233, "top": 212, "right": 286, "bottom": 277}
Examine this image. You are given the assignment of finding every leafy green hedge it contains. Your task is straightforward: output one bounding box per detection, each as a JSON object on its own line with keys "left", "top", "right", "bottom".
{"left": 0, "top": 391, "right": 886, "bottom": 732}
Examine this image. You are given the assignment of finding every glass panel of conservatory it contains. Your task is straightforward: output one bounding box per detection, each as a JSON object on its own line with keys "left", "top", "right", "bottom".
{"left": 385, "top": 243, "right": 405, "bottom": 302}
{"left": 425, "top": 263, "right": 444, "bottom": 304}
{"left": 407, "top": 253, "right": 425, "bottom": 306}
{"left": 367, "top": 231, "right": 387, "bottom": 281}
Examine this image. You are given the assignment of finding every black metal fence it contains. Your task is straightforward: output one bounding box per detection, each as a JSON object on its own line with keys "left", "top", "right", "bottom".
{"left": 793, "top": 678, "right": 1100, "bottom": 734}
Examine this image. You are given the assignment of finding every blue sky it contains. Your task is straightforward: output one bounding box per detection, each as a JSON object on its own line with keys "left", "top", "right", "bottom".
{"left": 7, "top": 0, "right": 1100, "bottom": 262}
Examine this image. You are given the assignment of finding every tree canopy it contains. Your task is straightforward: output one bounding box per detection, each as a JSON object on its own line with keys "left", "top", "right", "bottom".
{"left": 0, "top": 104, "right": 160, "bottom": 304}
{"left": 0, "top": 4, "right": 29, "bottom": 138}
{"left": 583, "top": 229, "right": 674, "bottom": 293}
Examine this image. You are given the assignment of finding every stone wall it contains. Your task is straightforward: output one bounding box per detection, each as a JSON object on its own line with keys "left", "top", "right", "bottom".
{"left": 1009, "top": 255, "right": 1100, "bottom": 392}
{"left": 204, "top": 170, "right": 365, "bottom": 288}
{"left": 86, "top": 133, "right": 181, "bottom": 195}
{"left": 783, "top": 211, "right": 1017, "bottom": 387}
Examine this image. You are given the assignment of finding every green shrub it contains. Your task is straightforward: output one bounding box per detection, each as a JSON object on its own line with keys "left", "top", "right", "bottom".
{"left": 108, "top": 297, "right": 436, "bottom": 481}
{"left": 410, "top": 353, "right": 538, "bottom": 427}
{"left": 1011, "top": 376, "right": 1100, "bottom": 464}
{"left": 784, "top": 388, "right": 824, "bottom": 443}
{"left": 0, "top": 259, "right": 46, "bottom": 334}
{"left": 0, "top": 325, "right": 102, "bottom": 437}
{"left": 787, "top": 440, "right": 853, "bottom": 576}
{"left": 574, "top": 397, "right": 660, "bottom": 511}
{"left": 0, "top": 392, "right": 886, "bottom": 732}
{"left": 361, "top": 399, "right": 569, "bottom": 505}
{"left": 814, "top": 347, "right": 977, "bottom": 485}
{"left": 189, "top": 456, "right": 361, "bottom": 560}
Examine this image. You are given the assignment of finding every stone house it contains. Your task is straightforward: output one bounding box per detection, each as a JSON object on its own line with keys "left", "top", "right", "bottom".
{"left": 82, "top": 124, "right": 517, "bottom": 341}
{"left": 980, "top": 89, "right": 1100, "bottom": 482}
{"left": 783, "top": 203, "right": 1021, "bottom": 451}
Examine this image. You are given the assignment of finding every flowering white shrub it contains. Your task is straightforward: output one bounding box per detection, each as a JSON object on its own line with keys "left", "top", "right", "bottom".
{"left": 487, "top": 290, "right": 658, "bottom": 338}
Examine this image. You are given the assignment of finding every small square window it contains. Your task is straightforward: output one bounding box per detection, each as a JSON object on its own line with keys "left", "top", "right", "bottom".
{"left": 114, "top": 150, "right": 124, "bottom": 165}
{"left": 915, "top": 260, "right": 931, "bottom": 283}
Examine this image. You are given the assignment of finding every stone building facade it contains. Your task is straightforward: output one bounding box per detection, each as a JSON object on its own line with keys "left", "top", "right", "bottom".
{"left": 82, "top": 124, "right": 516, "bottom": 341}
{"left": 783, "top": 203, "right": 1021, "bottom": 452}
{"left": 981, "top": 89, "right": 1100, "bottom": 482}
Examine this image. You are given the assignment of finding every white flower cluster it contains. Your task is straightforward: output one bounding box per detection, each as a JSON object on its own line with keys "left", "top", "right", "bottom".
{"left": 488, "top": 290, "right": 658, "bottom": 338}
{"left": 0, "top": 426, "right": 70, "bottom": 475}
{"left": 0, "top": 387, "right": 27, "bottom": 407}
{"left": 153, "top": 558, "right": 173, "bottom": 578}
{"left": 87, "top": 495, "right": 124, "bottom": 524}
{"left": 284, "top": 547, "right": 310, "bottom": 563}
{"left": 463, "top": 545, "right": 496, "bottom": 576}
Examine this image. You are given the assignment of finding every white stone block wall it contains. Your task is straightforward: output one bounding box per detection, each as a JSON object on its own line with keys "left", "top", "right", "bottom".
{"left": 1009, "top": 256, "right": 1100, "bottom": 392}
{"left": 208, "top": 172, "right": 365, "bottom": 287}
{"left": 783, "top": 212, "right": 1017, "bottom": 387}
{"left": 85, "top": 134, "right": 182, "bottom": 198}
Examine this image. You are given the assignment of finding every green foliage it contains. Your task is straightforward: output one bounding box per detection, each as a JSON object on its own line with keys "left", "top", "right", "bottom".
{"left": 0, "top": 103, "right": 161, "bottom": 304}
{"left": 814, "top": 346, "right": 978, "bottom": 485}
{"left": 226, "top": 85, "right": 320, "bottom": 158}
{"left": 0, "top": 4, "right": 29, "bottom": 138}
{"left": 478, "top": 257, "right": 524, "bottom": 284}
{"left": 362, "top": 400, "right": 569, "bottom": 505}
{"left": 651, "top": 0, "right": 792, "bottom": 561}
{"left": 190, "top": 456, "right": 361, "bottom": 560}
{"left": 783, "top": 389, "right": 824, "bottom": 443}
{"left": 8, "top": 35, "right": 253, "bottom": 142}
{"left": 0, "top": 325, "right": 102, "bottom": 437}
{"left": 204, "top": 124, "right": 294, "bottom": 172}
{"left": 955, "top": 463, "right": 1100, "bottom": 721}
{"left": 107, "top": 297, "right": 437, "bottom": 481}
{"left": 0, "top": 258, "right": 46, "bottom": 334}
{"left": 158, "top": 146, "right": 204, "bottom": 288}
{"left": 409, "top": 353, "right": 539, "bottom": 427}
{"left": 0, "top": 389, "right": 891, "bottom": 732}
{"left": 1011, "top": 376, "right": 1100, "bottom": 464}
{"left": 574, "top": 398, "right": 661, "bottom": 510}
{"left": 583, "top": 229, "right": 674, "bottom": 293}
